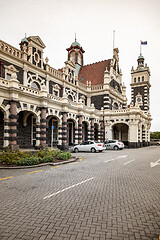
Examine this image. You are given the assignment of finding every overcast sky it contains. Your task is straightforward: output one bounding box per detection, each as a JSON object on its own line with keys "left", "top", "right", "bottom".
{"left": 1, "top": 0, "right": 160, "bottom": 131}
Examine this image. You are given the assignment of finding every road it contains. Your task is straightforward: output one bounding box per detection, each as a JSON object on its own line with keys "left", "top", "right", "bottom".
{"left": 0, "top": 146, "right": 160, "bottom": 240}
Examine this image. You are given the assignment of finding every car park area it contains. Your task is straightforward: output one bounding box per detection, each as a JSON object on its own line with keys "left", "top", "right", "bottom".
{"left": 0, "top": 146, "right": 160, "bottom": 240}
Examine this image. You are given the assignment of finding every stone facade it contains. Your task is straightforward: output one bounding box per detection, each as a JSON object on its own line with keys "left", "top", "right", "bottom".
{"left": 0, "top": 36, "right": 151, "bottom": 149}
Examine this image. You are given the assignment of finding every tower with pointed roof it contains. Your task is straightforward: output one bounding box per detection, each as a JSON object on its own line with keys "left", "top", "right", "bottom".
{"left": 131, "top": 54, "right": 151, "bottom": 112}
{"left": 66, "top": 37, "right": 85, "bottom": 76}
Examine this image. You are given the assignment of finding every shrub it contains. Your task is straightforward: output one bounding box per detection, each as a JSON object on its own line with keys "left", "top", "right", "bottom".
{"left": 40, "top": 156, "right": 55, "bottom": 163}
{"left": 17, "top": 157, "right": 41, "bottom": 166}
{"left": 36, "top": 149, "right": 48, "bottom": 158}
{"left": 57, "top": 151, "right": 72, "bottom": 160}
{"left": 0, "top": 148, "right": 26, "bottom": 165}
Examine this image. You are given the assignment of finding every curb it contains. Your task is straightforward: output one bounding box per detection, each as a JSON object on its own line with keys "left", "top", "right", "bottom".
{"left": 0, "top": 157, "right": 79, "bottom": 169}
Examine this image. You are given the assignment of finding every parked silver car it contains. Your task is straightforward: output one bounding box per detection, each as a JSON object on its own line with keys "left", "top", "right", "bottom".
{"left": 104, "top": 140, "right": 124, "bottom": 150}
{"left": 73, "top": 141, "right": 104, "bottom": 153}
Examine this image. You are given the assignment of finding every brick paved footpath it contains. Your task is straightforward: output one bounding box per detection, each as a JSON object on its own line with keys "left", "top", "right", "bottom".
{"left": 0, "top": 147, "right": 160, "bottom": 240}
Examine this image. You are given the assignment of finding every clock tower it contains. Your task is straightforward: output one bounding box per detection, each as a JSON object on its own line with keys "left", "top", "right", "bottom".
{"left": 131, "top": 54, "right": 151, "bottom": 113}
{"left": 66, "top": 36, "right": 85, "bottom": 76}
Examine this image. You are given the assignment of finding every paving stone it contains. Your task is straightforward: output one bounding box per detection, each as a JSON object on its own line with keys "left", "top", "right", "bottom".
{"left": 0, "top": 148, "right": 160, "bottom": 240}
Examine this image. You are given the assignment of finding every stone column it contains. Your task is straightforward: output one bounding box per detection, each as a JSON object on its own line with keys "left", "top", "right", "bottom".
{"left": 62, "top": 112, "right": 68, "bottom": 150}
{"left": 40, "top": 108, "right": 48, "bottom": 148}
{"left": 4, "top": 117, "right": 10, "bottom": 148}
{"left": 9, "top": 101, "right": 19, "bottom": 149}
{"left": 78, "top": 115, "right": 83, "bottom": 144}
{"left": 58, "top": 120, "right": 62, "bottom": 147}
{"left": 100, "top": 120, "right": 105, "bottom": 142}
{"left": 35, "top": 120, "right": 40, "bottom": 148}
{"left": 90, "top": 118, "right": 94, "bottom": 140}
{"left": 74, "top": 122, "right": 79, "bottom": 145}
{"left": 128, "top": 123, "right": 138, "bottom": 148}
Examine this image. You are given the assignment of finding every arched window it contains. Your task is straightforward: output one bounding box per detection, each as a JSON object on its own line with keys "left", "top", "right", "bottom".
{"left": 134, "top": 78, "right": 136, "bottom": 83}
{"left": 70, "top": 52, "right": 75, "bottom": 63}
{"left": 31, "top": 81, "right": 40, "bottom": 90}
{"left": 68, "top": 95, "right": 73, "bottom": 101}
{"left": 142, "top": 76, "right": 144, "bottom": 81}
{"left": 138, "top": 77, "right": 140, "bottom": 82}
{"left": 77, "top": 53, "right": 82, "bottom": 65}
{"left": 112, "top": 102, "right": 118, "bottom": 110}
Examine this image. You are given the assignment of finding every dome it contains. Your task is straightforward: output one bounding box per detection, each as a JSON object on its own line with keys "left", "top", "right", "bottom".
{"left": 21, "top": 37, "right": 28, "bottom": 43}
{"left": 71, "top": 41, "right": 81, "bottom": 47}
{"left": 138, "top": 54, "right": 144, "bottom": 59}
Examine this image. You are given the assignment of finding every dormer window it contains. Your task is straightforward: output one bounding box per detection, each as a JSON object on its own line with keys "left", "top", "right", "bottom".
{"left": 52, "top": 84, "right": 60, "bottom": 97}
{"left": 53, "top": 90, "right": 58, "bottom": 96}
{"left": 5, "top": 65, "right": 19, "bottom": 81}
{"left": 7, "top": 73, "right": 11, "bottom": 80}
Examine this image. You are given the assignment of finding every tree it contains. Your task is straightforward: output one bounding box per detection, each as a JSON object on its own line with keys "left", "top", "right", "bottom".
{"left": 150, "top": 131, "right": 160, "bottom": 140}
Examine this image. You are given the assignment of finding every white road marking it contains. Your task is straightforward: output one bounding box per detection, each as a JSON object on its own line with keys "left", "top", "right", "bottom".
{"left": 43, "top": 177, "right": 94, "bottom": 200}
{"left": 123, "top": 159, "right": 135, "bottom": 165}
{"left": 105, "top": 155, "right": 127, "bottom": 163}
{"left": 150, "top": 159, "right": 160, "bottom": 168}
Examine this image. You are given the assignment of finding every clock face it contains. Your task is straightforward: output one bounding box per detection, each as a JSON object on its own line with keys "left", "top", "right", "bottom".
{"left": 137, "top": 97, "right": 141, "bottom": 102}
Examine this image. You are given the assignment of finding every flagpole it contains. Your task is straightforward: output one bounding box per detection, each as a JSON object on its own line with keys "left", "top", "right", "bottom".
{"left": 140, "top": 40, "right": 142, "bottom": 55}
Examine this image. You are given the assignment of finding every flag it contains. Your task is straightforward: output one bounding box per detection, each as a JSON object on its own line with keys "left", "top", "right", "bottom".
{"left": 141, "top": 41, "right": 147, "bottom": 45}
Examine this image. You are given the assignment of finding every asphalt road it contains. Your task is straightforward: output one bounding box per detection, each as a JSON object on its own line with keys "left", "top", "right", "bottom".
{"left": 0, "top": 146, "right": 160, "bottom": 240}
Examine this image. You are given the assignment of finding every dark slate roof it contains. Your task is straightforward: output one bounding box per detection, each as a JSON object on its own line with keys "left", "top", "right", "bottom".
{"left": 78, "top": 59, "right": 111, "bottom": 86}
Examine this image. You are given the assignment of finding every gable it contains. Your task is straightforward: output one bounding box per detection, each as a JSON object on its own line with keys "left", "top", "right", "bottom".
{"left": 27, "top": 36, "right": 46, "bottom": 49}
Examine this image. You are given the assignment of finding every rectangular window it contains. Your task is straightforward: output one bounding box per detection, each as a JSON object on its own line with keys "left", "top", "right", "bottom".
{"left": 6, "top": 73, "right": 11, "bottom": 80}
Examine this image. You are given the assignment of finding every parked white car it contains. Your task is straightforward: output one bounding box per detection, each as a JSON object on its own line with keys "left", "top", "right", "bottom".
{"left": 73, "top": 141, "right": 104, "bottom": 153}
{"left": 104, "top": 140, "right": 124, "bottom": 150}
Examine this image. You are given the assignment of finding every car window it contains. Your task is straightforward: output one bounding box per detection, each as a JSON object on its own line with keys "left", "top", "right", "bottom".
{"left": 80, "top": 141, "right": 88, "bottom": 145}
{"left": 84, "top": 141, "right": 89, "bottom": 145}
{"left": 89, "top": 141, "right": 94, "bottom": 144}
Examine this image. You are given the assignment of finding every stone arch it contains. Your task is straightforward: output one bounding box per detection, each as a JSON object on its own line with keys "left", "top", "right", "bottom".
{"left": 47, "top": 115, "right": 60, "bottom": 147}
{"left": 17, "top": 110, "right": 38, "bottom": 148}
{"left": 112, "top": 122, "right": 129, "bottom": 146}
{"left": 82, "top": 121, "right": 89, "bottom": 141}
{"left": 67, "top": 118, "right": 76, "bottom": 146}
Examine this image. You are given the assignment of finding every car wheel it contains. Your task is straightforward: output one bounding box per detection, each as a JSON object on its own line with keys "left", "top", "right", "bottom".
{"left": 91, "top": 147, "right": 96, "bottom": 153}
{"left": 74, "top": 148, "right": 79, "bottom": 153}
{"left": 114, "top": 146, "right": 119, "bottom": 150}
{"left": 99, "top": 150, "right": 103, "bottom": 152}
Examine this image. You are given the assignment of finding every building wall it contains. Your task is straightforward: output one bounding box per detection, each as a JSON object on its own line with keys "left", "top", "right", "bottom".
{"left": 0, "top": 38, "right": 151, "bottom": 149}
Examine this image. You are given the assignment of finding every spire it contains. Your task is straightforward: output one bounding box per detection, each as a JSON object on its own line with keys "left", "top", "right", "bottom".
{"left": 113, "top": 30, "right": 115, "bottom": 52}
{"left": 75, "top": 33, "right": 77, "bottom": 42}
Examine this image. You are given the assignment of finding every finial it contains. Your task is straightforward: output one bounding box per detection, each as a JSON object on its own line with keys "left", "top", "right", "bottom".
{"left": 25, "top": 33, "right": 27, "bottom": 38}
{"left": 75, "top": 33, "right": 77, "bottom": 42}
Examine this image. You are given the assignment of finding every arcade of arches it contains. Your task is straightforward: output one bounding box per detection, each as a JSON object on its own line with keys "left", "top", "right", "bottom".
{"left": 0, "top": 105, "right": 150, "bottom": 149}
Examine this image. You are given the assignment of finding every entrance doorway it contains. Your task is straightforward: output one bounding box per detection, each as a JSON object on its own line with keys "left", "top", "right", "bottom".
{"left": 67, "top": 119, "right": 75, "bottom": 146}
{"left": 112, "top": 123, "right": 129, "bottom": 146}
